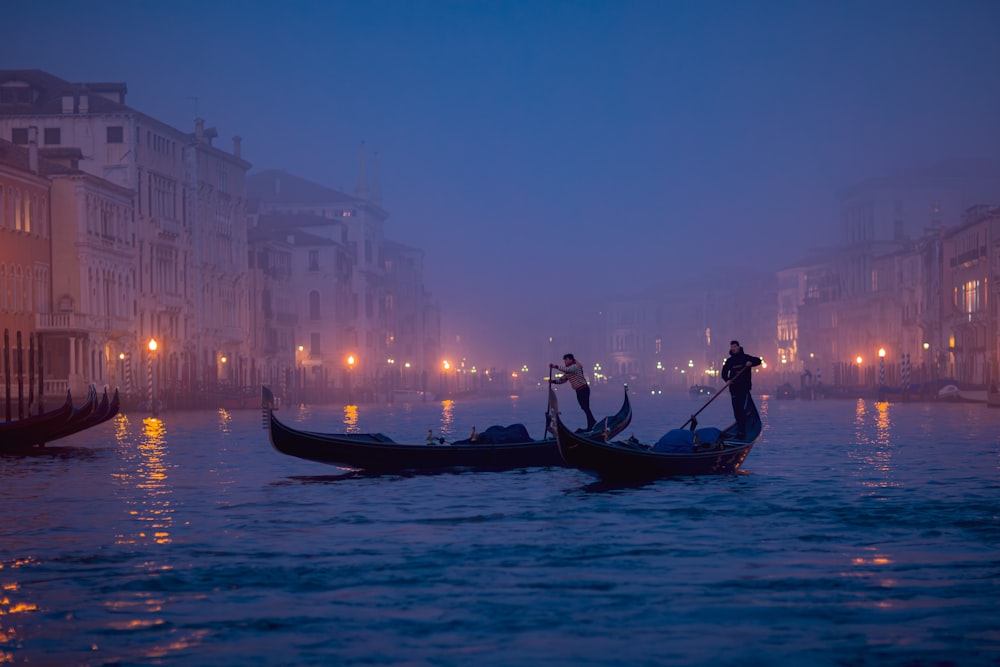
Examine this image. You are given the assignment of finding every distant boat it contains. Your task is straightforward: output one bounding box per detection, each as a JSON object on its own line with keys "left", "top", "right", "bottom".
{"left": 774, "top": 383, "right": 797, "bottom": 399}
{"left": 391, "top": 389, "right": 435, "bottom": 403}
{"left": 689, "top": 385, "right": 715, "bottom": 399}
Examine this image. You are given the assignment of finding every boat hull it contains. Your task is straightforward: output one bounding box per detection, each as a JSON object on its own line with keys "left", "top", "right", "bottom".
{"left": 262, "top": 385, "right": 631, "bottom": 472}
{"left": 556, "top": 394, "right": 761, "bottom": 480}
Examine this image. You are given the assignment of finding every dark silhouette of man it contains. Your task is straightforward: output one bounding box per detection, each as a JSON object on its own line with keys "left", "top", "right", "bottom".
{"left": 720, "top": 340, "right": 762, "bottom": 439}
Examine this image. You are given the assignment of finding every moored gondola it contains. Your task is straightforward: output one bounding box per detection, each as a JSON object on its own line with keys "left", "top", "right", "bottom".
{"left": 0, "top": 390, "right": 74, "bottom": 451}
{"left": 555, "top": 393, "right": 762, "bottom": 480}
{"left": 261, "top": 384, "right": 631, "bottom": 472}
{"left": 44, "top": 387, "right": 121, "bottom": 444}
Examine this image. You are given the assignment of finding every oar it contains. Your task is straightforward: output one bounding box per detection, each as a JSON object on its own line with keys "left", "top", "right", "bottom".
{"left": 680, "top": 365, "right": 749, "bottom": 431}
{"left": 544, "top": 366, "right": 554, "bottom": 437}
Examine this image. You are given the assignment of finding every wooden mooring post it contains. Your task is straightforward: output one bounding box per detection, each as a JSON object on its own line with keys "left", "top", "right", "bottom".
{"left": 3, "top": 328, "right": 44, "bottom": 421}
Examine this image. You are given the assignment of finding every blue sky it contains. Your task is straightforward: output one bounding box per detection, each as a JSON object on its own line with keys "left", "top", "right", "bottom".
{"left": 4, "top": 0, "right": 1000, "bottom": 366}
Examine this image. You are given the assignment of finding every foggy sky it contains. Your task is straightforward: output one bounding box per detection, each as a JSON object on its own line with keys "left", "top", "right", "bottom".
{"left": 4, "top": 0, "right": 1000, "bottom": 368}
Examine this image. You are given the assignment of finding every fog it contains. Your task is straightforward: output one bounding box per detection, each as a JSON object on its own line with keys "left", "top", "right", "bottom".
{"left": 5, "top": 0, "right": 1000, "bottom": 367}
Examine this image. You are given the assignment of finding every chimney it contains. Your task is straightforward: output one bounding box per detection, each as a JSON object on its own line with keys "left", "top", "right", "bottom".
{"left": 232, "top": 135, "right": 242, "bottom": 159}
{"left": 28, "top": 126, "right": 38, "bottom": 173}
{"left": 195, "top": 117, "right": 204, "bottom": 141}
{"left": 61, "top": 94, "right": 74, "bottom": 114}
{"left": 79, "top": 94, "right": 89, "bottom": 113}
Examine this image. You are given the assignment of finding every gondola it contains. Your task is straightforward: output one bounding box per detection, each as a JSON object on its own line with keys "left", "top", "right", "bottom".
{"left": 261, "top": 384, "right": 632, "bottom": 472}
{"left": 555, "top": 393, "right": 762, "bottom": 480}
{"left": 44, "top": 386, "right": 121, "bottom": 444}
{"left": 0, "top": 390, "right": 75, "bottom": 450}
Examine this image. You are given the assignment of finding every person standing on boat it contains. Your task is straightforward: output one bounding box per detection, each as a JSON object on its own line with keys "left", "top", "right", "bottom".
{"left": 721, "top": 340, "right": 762, "bottom": 439}
{"left": 549, "top": 353, "right": 596, "bottom": 430}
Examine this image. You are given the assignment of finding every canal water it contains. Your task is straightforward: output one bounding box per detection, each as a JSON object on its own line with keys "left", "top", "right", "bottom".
{"left": 1, "top": 387, "right": 998, "bottom": 666}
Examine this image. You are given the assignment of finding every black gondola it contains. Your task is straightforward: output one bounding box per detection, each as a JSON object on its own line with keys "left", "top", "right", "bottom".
{"left": 44, "top": 387, "right": 121, "bottom": 443}
{"left": 261, "top": 384, "right": 632, "bottom": 472}
{"left": 0, "top": 390, "right": 74, "bottom": 450}
{"left": 555, "top": 393, "right": 762, "bottom": 480}
{"left": 1, "top": 386, "right": 122, "bottom": 452}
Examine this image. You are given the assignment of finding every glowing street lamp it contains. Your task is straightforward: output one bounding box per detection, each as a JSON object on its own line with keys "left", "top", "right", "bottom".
{"left": 878, "top": 347, "right": 886, "bottom": 393}
{"left": 346, "top": 355, "right": 357, "bottom": 403}
{"left": 441, "top": 360, "right": 451, "bottom": 397}
{"left": 148, "top": 338, "right": 158, "bottom": 416}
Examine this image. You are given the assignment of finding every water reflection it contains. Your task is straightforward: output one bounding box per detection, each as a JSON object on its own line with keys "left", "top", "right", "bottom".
{"left": 850, "top": 399, "right": 897, "bottom": 489}
{"left": 439, "top": 399, "right": 455, "bottom": 438}
{"left": 216, "top": 408, "right": 232, "bottom": 434}
{"left": 0, "top": 579, "right": 37, "bottom": 660}
{"left": 342, "top": 404, "right": 359, "bottom": 432}
{"left": 113, "top": 417, "right": 173, "bottom": 546}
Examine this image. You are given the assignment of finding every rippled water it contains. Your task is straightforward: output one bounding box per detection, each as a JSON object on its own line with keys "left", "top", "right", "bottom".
{"left": 2, "top": 388, "right": 998, "bottom": 666}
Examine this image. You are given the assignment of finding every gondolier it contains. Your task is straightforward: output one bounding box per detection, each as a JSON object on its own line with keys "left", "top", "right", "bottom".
{"left": 721, "top": 340, "right": 762, "bottom": 439}
{"left": 549, "top": 353, "right": 597, "bottom": 430}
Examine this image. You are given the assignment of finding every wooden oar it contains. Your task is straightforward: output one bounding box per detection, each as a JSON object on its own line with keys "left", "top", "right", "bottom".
{"left": 680, "top": 365, "right": 749, "bottom": 431}
{"left": 544, "top": 367, "right": 554, "bottom": 437}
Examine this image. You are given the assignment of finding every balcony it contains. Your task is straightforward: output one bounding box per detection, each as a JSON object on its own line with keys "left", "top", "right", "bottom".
{"left": 36, "top": 312, "right": 134, "bottom": 335}
{"left": 154, "top": 216, "right": 183, "bottom": 239}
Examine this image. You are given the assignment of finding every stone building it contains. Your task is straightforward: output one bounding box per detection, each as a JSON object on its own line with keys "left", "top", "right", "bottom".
{"left": 0, "top": 69, "right": 250, "bottom": 404}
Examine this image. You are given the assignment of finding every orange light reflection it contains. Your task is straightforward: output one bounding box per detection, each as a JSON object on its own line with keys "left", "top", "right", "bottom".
{"left": 439, "top": 399, "right": 455, "bottom": 439}
{"left": 343, "top": 404, "right": 359, "bottom": 433}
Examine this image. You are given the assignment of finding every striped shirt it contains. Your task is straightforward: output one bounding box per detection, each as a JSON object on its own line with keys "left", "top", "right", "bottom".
{"left": 553, "top": 361, "right": 588, "bottom": 390}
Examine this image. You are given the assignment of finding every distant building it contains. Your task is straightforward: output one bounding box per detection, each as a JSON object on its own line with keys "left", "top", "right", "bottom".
{"left": 942, "top": 205, "right": 1000, "bottom": 386}
{"left": 0, "top": 135, "right": 52, "bottom": 404}
{"left": 598, "top": 271, "right": 776, "bottom": 392}
{"left": 786, "top": 159, "right": 1000, "bottom": 389}
{"left": 246, "top": 167, "right": 439, "bottom": 401}
{"left": 0, "top": 133, "right": 134, "bottom": 401}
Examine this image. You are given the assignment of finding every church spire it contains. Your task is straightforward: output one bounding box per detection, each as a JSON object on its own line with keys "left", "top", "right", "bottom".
{"left": 356, "top": 140, "right": 369, "bottom": 199}
{"left": 372, "top": 149, "right": 382, "bottom": 203}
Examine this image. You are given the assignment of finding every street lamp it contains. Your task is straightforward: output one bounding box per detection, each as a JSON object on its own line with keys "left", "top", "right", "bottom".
{"left": 148, "top": 338, "right": 158, "bottom": 417}
{"left": 347, "top": 354, "right": 356, "bottom": 403}
{"left": 387, "top": 358, "right": 395, "bottom": 400}
{"left": 855, "top": 355, "right": 863, "bottom": 387}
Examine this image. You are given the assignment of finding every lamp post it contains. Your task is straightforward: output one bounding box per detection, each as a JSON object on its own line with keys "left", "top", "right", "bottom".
{"left": 386, "top": 358, "right": 395, "bottom": 402}
{"left": 347, "top": 354, "right": 356, "bottom": 404}
{"left": 148, "top": 338, "right": 158, "bottom": 417}
{"left": 855, "top": 355, "right": 863, "bottom": 388}
{"left": 878, "top": 348, "right": 886, "bottom": 399}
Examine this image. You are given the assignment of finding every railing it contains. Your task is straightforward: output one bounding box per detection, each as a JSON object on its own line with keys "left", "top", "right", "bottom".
{"left": 36, "top": 312, "right": 133, "bottom": 334}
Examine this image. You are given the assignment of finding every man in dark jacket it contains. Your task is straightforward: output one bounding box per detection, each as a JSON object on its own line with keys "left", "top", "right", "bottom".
{"left": 720, "top": 340, "right": 762, "bottom": 439}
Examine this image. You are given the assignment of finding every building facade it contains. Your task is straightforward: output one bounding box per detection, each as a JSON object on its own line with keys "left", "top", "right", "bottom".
{"left": 0, "top": 70, "right": 250, "bottom": 405}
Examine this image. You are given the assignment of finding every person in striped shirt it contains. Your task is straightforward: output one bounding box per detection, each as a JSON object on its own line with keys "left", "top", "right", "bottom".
{"left": 549, "top": 353, "right": 596, "bottom": 430}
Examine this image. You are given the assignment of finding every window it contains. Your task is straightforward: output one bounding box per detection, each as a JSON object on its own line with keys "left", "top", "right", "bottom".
{"left": 107, "top": 126, "right": 124, "bottom": 143}
{"left": 308, "top": 250, "right": 319, "bottom": 271}
{"left": 43, "top": 128, "right": 60, "bottom": 145}
{"left": 309, "top": 290, "right": 321, "bottom": 320}
{"left": 11, "top": 128, "right": 27, "bottom": 144}
{"left": 0, "top": 87, "right": 32, "bottom": 104}
{"left": 148, "top": 173, "right": 176, "bottom": 219}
